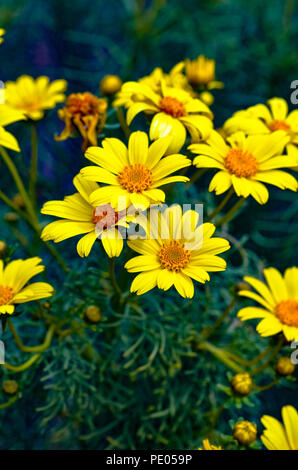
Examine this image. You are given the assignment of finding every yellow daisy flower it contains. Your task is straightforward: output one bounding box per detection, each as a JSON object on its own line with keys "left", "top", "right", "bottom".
{"left": 5, "top": 75, "right": 67, "bottom": 120}
{"left": 0, "top": 257, "right": 54, "bottom": 315}
{"left": 125, "top": 205, "right": 230, "bottom": 298}
{"left": 237, "top": 266, "right": 298, "bottom": 341}
{"left": 189, "top": 130, "right": 298, "bottom": 204}
{"left": 261, "top": 406, "right": 298, "bottom": 450}
{"left": 198, "top": 439, "right": 222, "bottom": 450}
{"left": 184, "top": 54, "right": 224, "bottom": 90}
{"left": 41, "top": 175, "right": 132, "bottom": 258}
{"left": 0, "top": 104, "right": 26, "bottom": 151}
{"left": 113, "top": 63, "right": 187, "bottom": 108}
{"left": 80, "top": 131, "right": 191, "bottom": 210}
{"left": 223, "top": 98, "right": 298, "bottom": 165}
{"left": 0, "top": 28, "right": 5, "bottom": 45}
{"left": 117, "top": 80, "right": 213, "bottom": 154}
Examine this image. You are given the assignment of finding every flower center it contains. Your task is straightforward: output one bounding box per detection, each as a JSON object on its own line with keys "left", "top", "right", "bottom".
{"left": 159, "top": 96, "right": 187, "bottom": 118}
{"left": 268, "top": 120, "right": 291, "bottom": 132}
{"left": 225, "top": 148, "right": 258, "bottom": 178}
{"left": 92, "top": 204, "right": 120, "bottom": 230}
{"left": 0, "top": 285, "right": 14, "bottom": 306}
{"left": 275, "top": 299, "right": 298, "bottom": 327}
{"left": 118, "top": 164, "right": 153, "bottom": 193}
{"left": 159, "top": 240, "right": 191, "bottom": 271}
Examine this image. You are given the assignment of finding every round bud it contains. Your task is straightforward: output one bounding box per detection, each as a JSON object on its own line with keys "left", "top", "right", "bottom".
{"left": 233, "top": 420, "right": 257, "bottom": 446}
{"left": 100, "top": 75, "right": 122, "bottom": 96}
{"left": 84, "top": 305, "right": 101, "bottom": 324}
{"left": 13, "top": 194, "right": 25, "bottom": 209}
{"left": 2, "top": 380, "right": 19, "bottom": 395}
{"left": 199, "top": 91, "right": 214, "bottom": 106}
{"left": 235, "top": 281, "right": 251, "bottom": 293}
{"left": 231, "top": 372, "right": 253, "bottom": 396}
{"left": 43, "top": 301, "right": 51, "bottom": 310}
{"left": 275, "top": 357, "right": 296, "bottom": 376}
{"left": 0, "top": 241, "right": 7, "bottom": 256}
{"left": 4, "top": 212, "right": 19, "bottom": 223}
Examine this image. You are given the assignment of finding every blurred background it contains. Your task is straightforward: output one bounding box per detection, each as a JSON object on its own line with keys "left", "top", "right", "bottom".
{"left": 0, "top": 0, "right": 297, "bottom": 450}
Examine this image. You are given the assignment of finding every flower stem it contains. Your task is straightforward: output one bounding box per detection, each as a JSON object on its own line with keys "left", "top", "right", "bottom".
{"left": 0, "top": 145, "right": 37, "bottom": 224}
{"left": 7, "top": 319, "right": 55, "bottom": 353}
{"left": 216, "top": 197, "right": 246, "bottom": 228}
{"left": 253, "top": 377, "right": 280, "bottom": 392}
{"left": 206, "top": 188, "right": 234, "bottom": 222}
{"left": 2, "top": 353, "right": 41, "bottom": 372}
{"left": 0, "top": 394, "right": 20, "bottom": 409}
{"left": 108, "top": 257, "right": 122, "bottom": 297}
{"left": 250, "top": 337, "right": 284, "bottom": 376}
{"left": 116, "top": 107, "right": 131, "bottom": 140}
{"left": 186, "top": 168, "right": 208, "bottom": 187}
{"left": 198, "top": 341, "right": 244, "bottom": 373}
{"left": 29, "top": 123, "right": 38, "bottom": 209}
{"left": 202, "top": 297, "right": 236, "bottom": 339}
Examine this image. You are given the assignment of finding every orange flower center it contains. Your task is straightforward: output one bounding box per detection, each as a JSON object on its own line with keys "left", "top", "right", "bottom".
{"left": 268, "top": 120, "right": 291, "bottom": 132}
{"left": 118, "top": 164, "right": 153, "bottom": 193}
{"left": 0, "top": 285, "right": 14, "bottom": 306}
{"left": 225, "top": 148, "right": 258, "bottom": 178}
{"left": 159, "top": 240, "right": 191, "bottom": 271}
{"left": 92, "top": 205, "right": 120, "bottom": 230}
{"left": 275, "top": 299, "right": 298, "bottom": 327}
{"left": 159, "top": 96, "right": 187, "bottom": 118}
{"left": 66, "top": 92, "right": 104, "bottom": 116}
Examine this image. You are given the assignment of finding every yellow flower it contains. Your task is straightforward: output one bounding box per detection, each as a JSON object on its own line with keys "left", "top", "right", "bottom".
{"left": 0, "top": 104, "right": 26, "bottom": 151}
{"left": 0, "top": 28, "right": 5, "bottom": 45}
{"left": 237, "top": 266, "right": 298, "bottom": 341}
{"left": 80, "top": 131, "right": 191, "bottom": 210}
{"left": 231, "top": 372, "right": 253, "bottom": 396}
{"left": 189, "top": 130, "right": 298, "bottom": 204}
{"left": 125, "top": 205, "right": 230, "bottom": 298}
{"left": 55, "top": 92, "right": 107, "bottom": 151}
{"left": 233, "top": 421, "right": 257, "bottom": 446}
{"left": 5, "top": 75, "right": 67, "bottom": 120}
{"left": 261, "top": 405, "right": 298, "bottom": 450}
{"left": 116, "top": 80, "right": 213, "bottom": 154}
{"left": 184, "top": 54, "right": 224, "bottom": 90}
{"left": 198, "top": 439, "right": 222, "bottom": 450}
{"left": 41, "top": 174, "right": 131, "bottom": 258}
{"left": 223, "top": 98, "right": 298, "bottom": 166}
{"left": 0, "top": 257, "right": 54, "bottom": 314}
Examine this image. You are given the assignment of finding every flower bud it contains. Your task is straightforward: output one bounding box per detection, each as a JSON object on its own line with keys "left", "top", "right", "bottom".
{"left": 235, "top": 281, "right": 251, "bottom": 293}
{"left": 43, "top": 301, "right": 51, "bottom": 310}
{"left": 2, "top": 380, "right": 19, "bottom": 395}
{"left": 100, "top": 75, "right": 122, "bottom": 96}
{"left": 231, "top": 372, "right": 253, "bottom": 396}
{"left": 84, "top": 305, "right": 101, "bottom": 324}
{"left": 233, "top": 420, "right": 257, "bottom": 446}
{"left": 0, "top": 241, "right": 7, "bottom": 256}
{"left": 275, "top": 357, "right": 296, "bottom": 376}
{"left": 4, "top": 212, "right": 19, "bottom": 223}
{"left": 199, "top": 91, "right": 214, "bottom": 106}
{"left": 13, "top": 193, "right": 25, "bottom": 209}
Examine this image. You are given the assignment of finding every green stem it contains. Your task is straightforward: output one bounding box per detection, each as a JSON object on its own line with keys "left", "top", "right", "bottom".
{"left": 253, "top": 377, "right": 280, "bottom": 392}
{"left": 29, "top": 123, "right": 38, "bottom": 209}
{"left": 216, "top": 197, "right": 246, "bottom": 228}
{"left": 202, "top": 297, "right": 236, "bottom": 339}
{"left": 206, "top": 188, "right": 234, "bottom": 223}
{"left": 198, "top": 341, "right": 244, "bottom": 373}
{"left": 250, "top": 337, "right": 284, "bottom": 377}
{"left": 116, "top": 107, "right": 131, "bottom": 140}
{"left": 186, "top": 168, "right": 208, "bottom": 187}
{"left": 0, "top": 146, "right": 37, "bottom": 224}
{"left": 0, "top": 190, "right": 32, "bottom": 223}
{"left": 0, "top": 394, "right": 20, "bottom": 409}
{"left": 2, "top": 354, "right": 41, "bottom": 372}
{"left": 7, "top": 319, "right": 55, "bottom": 353}
{"left": 226, "top": 343, "right": 274, "bottom": 367}
{"left": 108, "top": 258, "right": 122, "bottom": 297}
